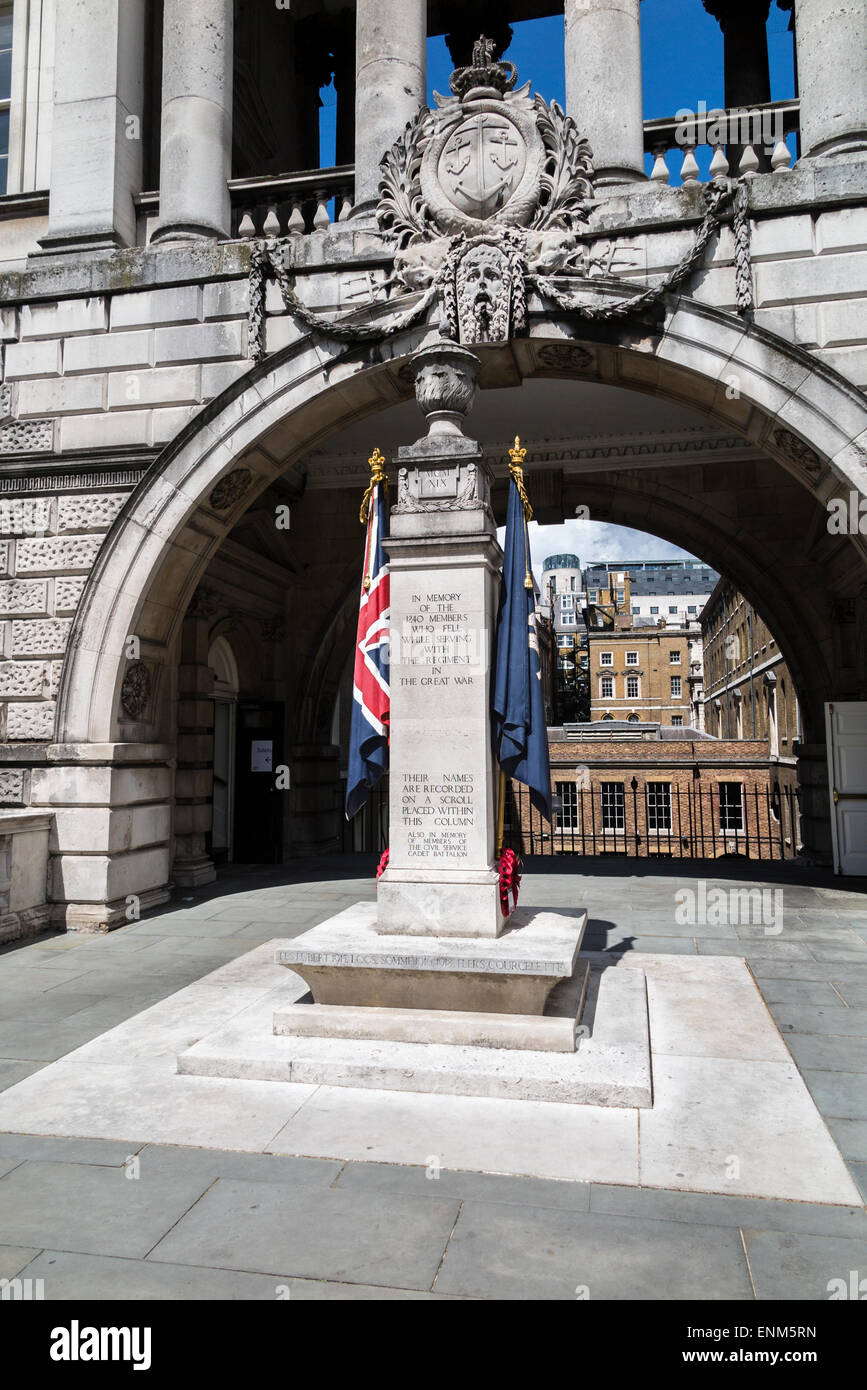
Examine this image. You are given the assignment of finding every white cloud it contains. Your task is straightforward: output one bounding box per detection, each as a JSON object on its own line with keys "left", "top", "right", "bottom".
{"left": 497, "top": 519, "right": 701, "bottom": 577}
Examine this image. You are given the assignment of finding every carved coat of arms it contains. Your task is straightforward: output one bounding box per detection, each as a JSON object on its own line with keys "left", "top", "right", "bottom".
{"left": 376, "top": 37, "right": 595, "bottom": 346}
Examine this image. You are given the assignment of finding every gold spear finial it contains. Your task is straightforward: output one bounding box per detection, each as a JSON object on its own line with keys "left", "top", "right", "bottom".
{"left": 359, "top": 446, "right": 388, "bottom": 526}
{"left": 507, "top": 436, "right": 535, "bottom": 589}
{"left": 507, "top": 435, "right": 533, "bottom": 523}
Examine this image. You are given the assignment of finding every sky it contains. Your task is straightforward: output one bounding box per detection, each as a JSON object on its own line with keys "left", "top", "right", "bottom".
{"left": 319, "top": 5, "right": 796, "bottom": 572}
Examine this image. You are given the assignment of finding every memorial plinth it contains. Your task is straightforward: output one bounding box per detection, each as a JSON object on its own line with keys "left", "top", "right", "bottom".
{"left": 232, "top": 341, "right": 600, "bottom": 1091}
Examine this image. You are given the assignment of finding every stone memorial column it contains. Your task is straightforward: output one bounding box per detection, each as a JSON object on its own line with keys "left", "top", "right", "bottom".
{"left": 794, "top": 0, "right": 867, "bottom": 159}
{"left": 376, "top": 342, "right": 504, "bottom": 938}
{"left": 153, "top": 0, "right": 234, "bottom": 242}
{"left": 564, "top": 0, "right": 646, "bottom": 187}
{"left": 352, "top": 0, "right": 427, "bottom": 217}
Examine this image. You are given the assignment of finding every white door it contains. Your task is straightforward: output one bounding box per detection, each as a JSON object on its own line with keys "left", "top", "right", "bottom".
{"left": 826, "top": 702, "right": 867, "bottom": 875}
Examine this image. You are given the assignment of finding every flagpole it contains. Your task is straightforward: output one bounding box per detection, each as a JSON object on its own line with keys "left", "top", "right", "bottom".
{"left": 496, "top": 769, "right": 506, "bottom": 856}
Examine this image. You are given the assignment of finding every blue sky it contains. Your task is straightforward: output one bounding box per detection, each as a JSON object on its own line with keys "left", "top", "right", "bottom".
{"left": 320, "top": 6, "right": 795, "bottom": 567}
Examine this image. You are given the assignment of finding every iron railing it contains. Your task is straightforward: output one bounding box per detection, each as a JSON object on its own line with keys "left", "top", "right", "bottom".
{"left": 504, "top": 782, "right": 801, "bottom": 860}
{"left": 342, "top": 780, "right": 801, "bottom": 861}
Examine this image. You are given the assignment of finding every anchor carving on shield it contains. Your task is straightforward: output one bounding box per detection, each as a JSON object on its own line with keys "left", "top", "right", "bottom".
{"left": 441, "top": 114, "right": 524, "bottom": 219}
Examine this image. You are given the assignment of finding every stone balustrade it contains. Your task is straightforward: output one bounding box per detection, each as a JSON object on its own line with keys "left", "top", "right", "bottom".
{"left": 644, "top": 102, "right": 800, "bottom": 187}
{"left": 233, "top": 168, "right": 355, "bottom": 239}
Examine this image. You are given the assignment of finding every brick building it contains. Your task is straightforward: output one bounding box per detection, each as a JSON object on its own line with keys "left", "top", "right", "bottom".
{"left": 701, "top": 579, "right": 803, "bottom": 761}
{"left": 506, "top": 725, "right": 801, "bottom": 861}
{"left": 587, "top": 622, "right": 692, "bottom": 726}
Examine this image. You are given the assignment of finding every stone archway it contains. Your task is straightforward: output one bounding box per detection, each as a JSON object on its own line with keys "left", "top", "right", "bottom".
{"left": 51, "top": 291, "right": 867, "bottom": 922}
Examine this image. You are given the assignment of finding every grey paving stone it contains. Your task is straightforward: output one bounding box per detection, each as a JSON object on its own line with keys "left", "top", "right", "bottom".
{"left": 771, "top": 1005, "right": 867, "bottom": 1037}
{"left": 825, "top": 1118, "right": 867, "bottom": 1162}
{"left": 802, "top": 1071, "right": 867, "bottom": 1120}
{"left": 0, "top": 1160, "right": 213, "bottom": 1259}
{"left": 435, "top": 1203, "right": 753, "bottom": 1300}
{"left": 696, "top": 940, "right": 815, "bottom": 960}
{"left": 785, "top": 1034, "right": 867, "bottom": 1073}
{"left": 148, "top": 1177, "right": 460, "bottom": 1289}
{"left": 743, "top": 1228, "right": 867, "bottom": 1300}
{"left": 0, "top": 1156, "right": 23, "bottom": 1179}
{"left": 834, "top": 985, "right": 867, "bottom": 1006}
{"left": 135, "top": 1145, "right": 342, "bottom": 1187}
{"left": 846, "top": 1163, "right": 867, "bottom": 1202}
{"left": 753, "top": 961, "right": 867, "bottom": 982}
{"left": 588, "top": 1184, "right": 867, "bottom": 1238}
{"left": 15, "top": 1249, "right": 296, "bottom": 1301}
{"left": 0, "top": 991, "right": 107, "bottom": 1023}
{"left": 806, "top": 943, "right": 867, "bottom": 965}
{"left": 0, "top": 1244, "right": 41, "bottom": 1280}
{"left": 0, "top": 1134, "right": 139, "bottom": 1165}
{"left": 335, "top": 1161, "right": 592, "bottom": 1210}
{"left": 755, "top": 979, "right": 845, "bottom": 1007}
{"left": 0, "top": 1060, "right": 45, "bottom": 1091}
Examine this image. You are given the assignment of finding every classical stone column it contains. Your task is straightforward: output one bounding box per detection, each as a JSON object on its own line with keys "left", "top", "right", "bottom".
{"left": 172, "top": 613, "right": 217, "bottom": 888}
{"left": 352, "top": 0, "right": 426, "bottom": 216}
{"left": 564, "top": 0, "right": 646, "bottom": 187}
{"left": 794, "top": 0, "right": 867, "bottom": 158}
{"left": 153, "top": 0, "right": 234, "bottom": 243}
{"left": 38, "top": 0, "right": 146, "bottom": 252}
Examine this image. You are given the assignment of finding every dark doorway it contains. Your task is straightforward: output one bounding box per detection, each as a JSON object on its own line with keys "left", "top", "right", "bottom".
{"left": 233, "top": 700, "right": 285, "bottom": 863}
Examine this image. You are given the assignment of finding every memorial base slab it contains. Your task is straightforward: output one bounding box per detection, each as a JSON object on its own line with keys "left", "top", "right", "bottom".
{"left": 275, "top": 902, "right": 587, "bottom": 1014}
{"left": 179, "top": 961, "right": 650, "bottom": 1106}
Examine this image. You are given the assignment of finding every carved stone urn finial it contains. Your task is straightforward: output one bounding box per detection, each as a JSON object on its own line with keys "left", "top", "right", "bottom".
{"left": 410, "top": 339, "right": 481, "bottom": 439}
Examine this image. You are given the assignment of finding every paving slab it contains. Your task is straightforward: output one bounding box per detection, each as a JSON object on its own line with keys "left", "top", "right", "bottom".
{"left": 0, "top": 1160, "right": 213, "bottom": 1259}
{"left": 825, "top": 1118, "right": 867, "bottom": 1162}
{"left": 133, "top": 1144, "right": 342, "bottom": 1187}
{"left": 0, "top": 1061, "right": 317, "bottom": 1152}
{"left": 639, "top": 1055, "right": 861, "bottom": 1204}
{"left": 0, "top": 1134, "right": 137, "bottom": 1165}
{"left": 803, "top": 1070, "right": 867, "bottom": 1120}
{"left": 743, "top": 1228, "right": 867, "bottom": 1301}
{"left": 0, "top": 1244, "right": 42, "bottom": 1280}
{"left": 588, "top": 1184, "right": 867, "bottom": 1238}
{"left": 269, "top": 1082, "right": 639, "bottom": 1183}
{"left": 434, "top": 1203, "right": 754, "bottom": 1300}
{"left": 148, "top": 1177, "right": 461, "bottom": 1290}
{"left": 772, "top": 1004, "right": 867, "bottom": 1036}
{"left": 334, "top": 1160, "right": 593, "bottom": 1210}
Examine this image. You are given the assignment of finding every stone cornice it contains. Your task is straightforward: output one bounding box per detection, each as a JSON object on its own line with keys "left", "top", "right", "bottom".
{"left": 306, "top": 429, "right": 760, "bottom": 488}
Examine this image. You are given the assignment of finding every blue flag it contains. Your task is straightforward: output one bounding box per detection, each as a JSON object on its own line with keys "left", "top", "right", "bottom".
{"left": 492, "top": 475, "right": 552, "bottom": 819}
{"left": 346, "top": 472, "right": 390, "bottom": 819}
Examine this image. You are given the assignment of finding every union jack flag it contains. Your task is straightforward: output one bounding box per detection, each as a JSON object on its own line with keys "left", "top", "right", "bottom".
{"left": 345, "top": 450, "right": 390, "bottom": 819}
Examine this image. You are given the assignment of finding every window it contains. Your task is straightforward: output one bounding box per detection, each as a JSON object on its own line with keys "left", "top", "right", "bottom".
{"left": 626, "top": 650, "right": 639, "bottom": 665}
{"left": 633, "top": 606, "right": 641, "bottom": 615}
{"left": 688, "top": 605, "right": 697, "bottom": 614}
{"left": 669, "top": 650, "right": 681, "bottom": 664}
{"left": 626, "top": 675, "right": 640, "bottom": 698}
{"left": 650, "top": 606, "right": 659, "bottom": 615}
{"left": 671, "top": 715, "right": 683, "bottom": 726}
{"left": 560, "top": 612, "right": 575, "bottom": 626}
{"left": 600, "top": 675, "right": 614, "bottom": 698}
{"left": 646, "top": 782, "right": 672, "bottom": 831}
{"left": 588, "top": 591, "right": 598, "bottom": 603}
{"left": 627, "top": 713, "right": 640, "bottom": 723}
{"left": 669, "top": 606, "right": 678, "bottom": 615}
{"left": 719, "top": 783, "right": 744, "bottom": 832}
{"left": 0, "top": 8, "right": 11, "bottom": 195}
{"left": 556, "top": 781, "right": 579, "bottom": 830}
{"left": 601, "top": 782, "right": 625, "bottom": 831}
{"left": 561, "top": 595, "right": 573, "bottom": 611}
{"left": 670, "top": 676, "right": 682, "bottom": 697}
{"left": 616, "top": 589, "right": 625, "bottom": 603}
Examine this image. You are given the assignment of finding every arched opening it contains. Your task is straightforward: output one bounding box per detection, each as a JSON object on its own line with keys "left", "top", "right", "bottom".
{"left": 49, "top": 300, "right": 867, "bottom": 923}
